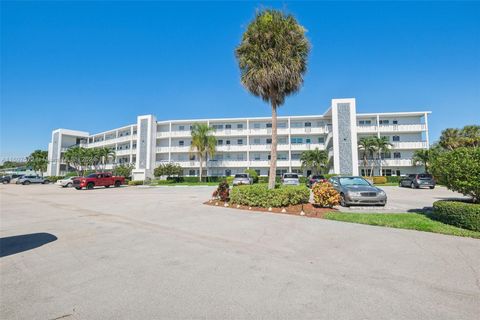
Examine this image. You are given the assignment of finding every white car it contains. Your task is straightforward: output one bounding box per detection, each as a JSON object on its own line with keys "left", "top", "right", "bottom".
{"left": 56, "top": 176, "right": 78, "bottom": 188}
{"left": 232, "top": 173, "right": 253, "bottom": 186}
{"left": 281, "top": 173, "right": 300, "bottom": 186}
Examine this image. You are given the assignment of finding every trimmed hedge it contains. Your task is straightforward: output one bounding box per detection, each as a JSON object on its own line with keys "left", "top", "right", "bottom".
{"left": 46, "top": 176, "right": 64, "bottom": 182}
{"left": 431, "top": 200, "right": 480, "bottom": 231}
{"left": 229, "top": 184, "right": 310, "bottom": 208}
{"left": 372, "top": 176, "right": 387, "bottom": 184}
{"left": 386, "top": 176, "right": 401, "bottom": 183}
{"left": 128, "top": 180, "right": 144, "bottom": 186}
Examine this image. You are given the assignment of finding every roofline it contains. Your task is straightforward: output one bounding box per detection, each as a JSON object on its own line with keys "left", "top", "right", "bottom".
{"left": 357, "top": 111, "right": 432, "bottom": 117}
{"left": 157, "top": 114, "right": 327, "bottom": 124}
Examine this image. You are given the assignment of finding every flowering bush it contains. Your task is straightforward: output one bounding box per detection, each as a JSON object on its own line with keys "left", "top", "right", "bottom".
{"left": 212, "top": 181, "right": 230, "bottom": 201}
{"left": 312, "top": 182, "right": 340, "bottom": 208}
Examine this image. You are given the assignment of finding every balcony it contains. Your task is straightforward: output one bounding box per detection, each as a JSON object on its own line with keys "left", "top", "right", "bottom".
{"left": 213, "top": 129, "right": 248, "bottom": 136}
{"left": 156, "top": 146, "right": 170, "bottom": 153}
{"left": 216, "top": 145, "right": 249, "bottom": 152}
{"left": 207, "top": 160, "right": 249, "bottom": 167}
{"left": 290, "top": 143, "right": 324, "bottom": 151}
{"left": 168, "top": 146, "right": 191, "bottom": 153}
{"left": 249, "top": 128, "right": 289, "bottom": 135}
{"left": 358, "top": 159, "right": 413, "bottom": 167}
{"left": 115, "top": 149, "right": 132, "bottom": 156}
{"left": 290, "top": 127, "right": 327, "bottom": 134}
{"left": 391, "top": 141, "right": 428, "bottom": 149}
{"left": 356, "top": 124, "right": 426, "bottom": 133}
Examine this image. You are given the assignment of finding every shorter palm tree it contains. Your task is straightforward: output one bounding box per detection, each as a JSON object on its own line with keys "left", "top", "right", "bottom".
{"left": 412, "top": 149, "right": 430, "bottom": 173}
{"left": 300, "top": 148, "right": 329, "bottom": 175}
{"left": 98, "top": 147, "right": 116, "bottom": 171}
{"left": 357, "top": 137, "right": 376, "bottom": 176}
{"left": 190, "top": 123, "right": 216, "bottom": 182}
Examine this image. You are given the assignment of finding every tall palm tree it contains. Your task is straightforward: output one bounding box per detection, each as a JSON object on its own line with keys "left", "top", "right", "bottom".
{"left": 190, "top": 123, "right": 216, "bottom": 182}
{"left": 236, "top": 9, "right": 310, "bottom": 189}
{"left": 439, "top": 128, "right": 461, "bottom": 150}
{"left": 357, "top": 137, "right": 375, "bottom": 176}
{"left": 63, "top": 146, "right": 82, "bottom": 176}
{"left": 300, "top": 148, "right": 328, "bottom": 175}
{"left": 374, "top": 137, "right": 392, "bottom": 176}
{"left": 460, "top": 125, "right": 480, "bottom": 148}
{"left": 412, "top": 149, "right": 430, "bottom": 173}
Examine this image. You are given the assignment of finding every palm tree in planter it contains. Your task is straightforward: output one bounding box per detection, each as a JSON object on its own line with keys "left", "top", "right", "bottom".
{"left": 412, "top": 149, "right": 430, "bottom": 173}
{"left": 190, "top": 123, "right": 216, "bottom": 182}
{"left": 236, "top": 9, "right": 310, "bottom": 189}
{"left": 374, "top": 137, "right": 392, "bottom": 176}
{"left": 358, "top": 137, "right": 376, "bottom": 176}
{"left": 300, "top": 148, "right": 329, "bottom": 175}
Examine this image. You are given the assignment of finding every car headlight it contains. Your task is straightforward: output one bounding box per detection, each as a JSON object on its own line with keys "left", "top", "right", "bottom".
{"left": 378, "top": 190, "right": 386, "bottom": 196}
{"left": 348, "top": 191, "right": 362, "bottom": 197}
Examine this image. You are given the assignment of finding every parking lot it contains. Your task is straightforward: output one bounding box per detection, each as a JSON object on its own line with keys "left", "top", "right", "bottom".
{"left": 1, "top": 184, "right": 479, "bottom": 319}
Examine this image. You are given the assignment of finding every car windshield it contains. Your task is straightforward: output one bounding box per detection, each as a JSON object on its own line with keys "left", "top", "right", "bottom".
{"left": 284, "top": 174, "right": 298, "bottom": 179}
{"left": 235, "top": 174, "right": 248, "bottom": 178}
{"left": 339, "top": 177, "right": 370, "bottom": 186}
{"left": 87, "top": 173, "right": 97, "bottom": 178}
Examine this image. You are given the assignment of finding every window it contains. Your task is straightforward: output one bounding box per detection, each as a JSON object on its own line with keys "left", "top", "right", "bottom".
{"left": 291, "top": 153, "right": 301, "bottom": 160}
{"left": 396, "top": 170, "right": 401, "bottom": 176}
{"left": 291, "top": 137, "right": 303, "bottom": 144}
{"left": 305, "top": 122, "right": 312, "bottom": 127}
{"left": 225, "top": 124, "right": 231, "bottom": 129}
{"left": 253, "top": 138, "right": 261, "bottom": 145}
{"left": 237, "top": 139, "right": 243, "bottom": 145}
{"left": 382, "top": 169, "right": 393, "bottom": 176}
{"left": 318, "top": 137, "right": 325, "bottom": 143}
{"left": 392, "top": 136, "right": 400, "bottom": 142}
{"left": 266, "top": 138, "right": 272, "bottom": 144}
{"left": 253, "top": 123, "right": 261, "bottom": 129}
{"left": 276, "top": 169, "right": 287, "bottom": 176}
{"left": 217, "top": 139, "right": 223, "bottom": 145}
{"left": 189, "top": 169, "right": 196, "bottom": 176}
{"left": 306, "top": 138, "right": 311, "bottom": 144}
{"left": 254, "top": 154, "right": 261, "bottom": 161}
{"left": 379, "top": 120, "right": 389, "bottom": 125}
{"left": 278, "top": 122, "right": 287, "bottom": 128}
{"left": 225, "top": 169, "right": 231, "bottom": 176}
{"left": 212, "top": 124, "right": 223, "bottom": 130}
{"left": 254, "top": 169, "right": 261, "bottom": 175}
{"left": 382, "top": 152, "right": 391, "bottom": 159}
{"left": 278, "top": 137, "right": 287, "bottom": 144}
{"left": 393, "top": 120, "right": 398, "bottom": 125}
{"left": 237, "top": 124, "right": 243, "bottom": 129}
{"left": 189, "top": 154, "right": 196, "bottom": 161}
{"left": 179, "top": 125, "right": 185, "bottom": 131}
{"left": 179, "top": 141, "right": 184, "bottom": 146}
{"left": 267, "top": 154, "right": 271, "bottom": 160}
{"left": 278, "top": 154, "right": 287, "bottom": 160}
{"left": 226, "top": 140, "right": 231, "bottom": 145}
{"left": 394, "top": 152, "right": 401, "bottom": 159}
{"left": 266, "top": 123, "right": 272, "bottom": 128}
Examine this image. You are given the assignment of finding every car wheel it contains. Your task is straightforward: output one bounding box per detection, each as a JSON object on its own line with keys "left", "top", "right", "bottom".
{"left": 429, "top": 186, "right": 435, "bottom": 189}
{"left": 105, "top": 185, "right": 110, "bottom": 188}
{"left": 410, "top": 182, "right": 416, "bottom": 189}
{"left": 43, "top": 180, "right": 50, "bottom": 184}
{"left": 86, "top": 183, "right": 94, "bottom": 190}
{"left": 340, "top": 193, "right": 349, "bottom": 207}
{"left": 66, "top": 183, "right": 72, "bottom": 188}
{"left": 114, "top": 181, "right": 121, "bottom": 187}
{"left": 2, "top": 180, "right": 8, "bottom": 184}
{"left": 23, "top": 181, "right": 31, "bottom": 185}
{"left": 75, "top": 187, "right": 82, "bottom": 190}
{"left": 398, "top": 181, "right": 402, "bottom": 187}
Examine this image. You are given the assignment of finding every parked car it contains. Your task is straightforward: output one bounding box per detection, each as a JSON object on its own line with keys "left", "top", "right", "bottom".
{"left": 282, "top": 173, "right": 300, "bottom": 186}
{"left": 329, "top": 176, "right": 387, "bottom": 207}
{"left": 232, "top": 173, "right": 253, "bottom": 186}
{"left": 73, "top": 172, "right": 125, "bottom": 190}
{"left": 306, "top": 174, "right": 326, "bottom": 188}
{"left": 399, "top": 173, "right": 435, "bottom": 189}
{"left": 0, "top": 175, "right": 11, "bottom": 184}
{"left": 56, "top": 176, "right": 78, "bottom": 188}
{"left": 16, "top": 175, "right": 50, "bottom": 185}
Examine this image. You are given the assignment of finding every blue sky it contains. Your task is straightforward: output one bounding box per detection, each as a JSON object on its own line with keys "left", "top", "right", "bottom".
{"left": 1, "top": 1, "right": 479, "bottom": 159}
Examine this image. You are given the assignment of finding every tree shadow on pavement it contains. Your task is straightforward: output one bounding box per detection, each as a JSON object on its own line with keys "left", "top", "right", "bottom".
{"left": 0, "top": 233, "right": 57, "bottom": 258}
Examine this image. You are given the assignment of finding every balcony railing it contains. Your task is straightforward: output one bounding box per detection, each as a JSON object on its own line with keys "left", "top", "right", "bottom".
{"left": 358, "top": 159, "right": 413, "bottom": 166}
{"left": 290, "top": 143, "right": 324, "bottom": 151}
{"left": 356, "top": 124, "right": 426, "bottom": 133}
{"left": 391, "top": 141, "right": 428, "bottom": 149}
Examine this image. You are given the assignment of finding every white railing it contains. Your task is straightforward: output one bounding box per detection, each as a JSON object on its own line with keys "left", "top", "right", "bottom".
{"left": 290, "top": 127, "right": 326, "bottom": 134}
{"left": 249, "top": 144, "right": 271, "bottom": 151}
{"left": 213, "top": 129, "right": 248, "bottom": 136}
{"left": 290, "top": 143, "right": 324, "bottom": 151}
{"left": 115, "top": 149, "right": 132, "bottom": 156}
{"left": 249, "top": 128, "right": 289, "bottom": 135}
{"left": 207, "top": 160, "right": 249, "bottom": 167}
{"left": 358, "top": 159, "right": 413, "bottom": 166}
{"left": 356, "top": 124, "right": 426, "bottom": 133}
{"left": 391, "top": 141, "right": 428, "bottom": 149}
{"left": 168, "top": 146, "right": 191, "bottom": 153}
{"left": 216, "top": 145, "right": 249, "bottom": 152}
{"left": 156, "top": 146, "right": 170, "bottom": 153}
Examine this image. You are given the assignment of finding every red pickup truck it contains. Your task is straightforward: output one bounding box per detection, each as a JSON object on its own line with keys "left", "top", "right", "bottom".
{"left": 73, "top": 172, "right": 125, "bottom": 190}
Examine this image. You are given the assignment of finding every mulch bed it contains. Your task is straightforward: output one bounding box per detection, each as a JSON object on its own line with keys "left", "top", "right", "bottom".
{"left": 203, "top": 200, "right": 336, "bottom": 218}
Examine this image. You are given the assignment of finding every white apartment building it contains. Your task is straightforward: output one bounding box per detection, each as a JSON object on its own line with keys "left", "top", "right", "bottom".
{"left": 47, "top": 98, "right": 430, "bottom": 180}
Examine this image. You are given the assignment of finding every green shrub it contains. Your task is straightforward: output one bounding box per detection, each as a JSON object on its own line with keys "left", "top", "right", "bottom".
{"left": 152, "top": 180, "right": 175, "bottom": 185}
{"left": 386, "top": 176, "right": 401, "bottom": 183}
{"left": 299, "top": 176, "right": 307, "bottom": 184}
{"left": 113, "top": 164, "right": 134, "bottom": 179}
{"left": 244, "top": 169, "right": 259, "bottom": 183}
{"left": 46, "top": 176, "right": 64, "bottom": 182}
{"left": 128, "top": 180, "right": 144, "bottom": 186}
{"left": 431, "top": 200, "right": 480, "bottom": 231}
{"left": 258, "top": 176, "right": 281, "bottom": 184}
{"left": 226, "top": 176, "right": 234, "bottom": 185}
{"left": 154, "top": 163, "right": 182, "bottom": 178}
{"left": 430, "top": 147, "right": 480, "bottom": 202}
{"left": 229, "top": 184, "right": 310, "bottom": 208}
{"left": 65, "top": 172, "right": 79, "bottom": 177}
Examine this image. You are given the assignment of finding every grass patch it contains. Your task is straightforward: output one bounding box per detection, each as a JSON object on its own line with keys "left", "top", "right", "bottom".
{"left": 324, "top": 212, "right": 480, "bottom": 239}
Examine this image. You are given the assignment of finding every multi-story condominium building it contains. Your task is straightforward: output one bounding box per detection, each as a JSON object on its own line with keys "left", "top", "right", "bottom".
{"left": 47, "top": 98, "right": 430, "bottom": 180}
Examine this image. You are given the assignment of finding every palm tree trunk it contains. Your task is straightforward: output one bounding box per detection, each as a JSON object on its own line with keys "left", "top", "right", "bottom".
{"left": 268, "top": 103, "right": 278, "bottom": 189}
{"left": 198, "top": 154, "right": 203, "bottom": 182}
{"left": 379, "top": 154, "right": 383, "bottom": 176}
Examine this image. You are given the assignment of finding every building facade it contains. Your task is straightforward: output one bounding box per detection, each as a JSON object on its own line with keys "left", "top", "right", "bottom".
{"left": 47, "top": 98, "right": 431, "bottom": 180}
